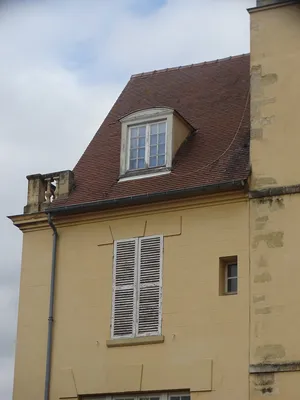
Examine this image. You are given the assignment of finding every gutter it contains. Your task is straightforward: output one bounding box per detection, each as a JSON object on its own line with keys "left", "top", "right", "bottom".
{"left": 48, "top": 179, "right": 248, "bottom": 216}
{"left": 44, "top": 213, "right": 58, "bottom": 400}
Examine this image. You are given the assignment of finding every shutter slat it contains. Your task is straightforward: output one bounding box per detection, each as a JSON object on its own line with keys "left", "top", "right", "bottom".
{"left": 137, "top": 236, "right": 163, "bottom": 335}
{"left": 112, "top": 239, "right": 137, "bottom": 337}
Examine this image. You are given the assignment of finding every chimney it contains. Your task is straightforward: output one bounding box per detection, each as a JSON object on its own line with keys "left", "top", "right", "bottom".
{"left": 249, "top": 0, "right": 300, "bottom": 190}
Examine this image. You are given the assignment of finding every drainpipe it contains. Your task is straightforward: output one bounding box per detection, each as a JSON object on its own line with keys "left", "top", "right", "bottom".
{"left": 44, "top": 213, "right": 58, "bottom": 400}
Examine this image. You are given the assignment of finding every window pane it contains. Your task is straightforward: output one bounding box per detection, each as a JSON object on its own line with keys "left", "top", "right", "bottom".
{"left": 158, "top": 144, "right": 165, "bottom": 155}
{"left": 130, "top": 138, "right": 138, "bottom": 149}
{"left": 150, "top": 134, "right": 157, "bottom": 145}
{"left": 150, "top": 145, "right": 157, "bottom": 156}
{"left": 130, "top": 159, "right": 137, "bottom": 170}
{"left": 139, "top": 137, "right": 145, "bottom": 147}
{"left": 227, "top": 277, "right": 237, "bottom": 293}
{"left": 170, "top": 397, "right": 180, "bottom": 400}
{"left": 181, "top": 396, "right": 190, "bottom": 400}
{"left": 130, "top": 149, "right": 137, "bottom": 159}
{"left": 138, "top": 159, "right": 145, "bottom": 169}
{"left": 139, "top": 397, "right": 160, "bottom": 400}
{"left": 158, "top": 155, "right": 165, "bottom": 166}
{"left": 158, "top": 133, "right": 165, "bottom": 144}
{"left": 130, "top": 127, "right": 138, "bottom": 138}
{"left": 138, "top": 126, "right": 146, "bottom": 136}
{"left": 118, "top": 398, "right": 135, "bottom": 400}
{"left": 227, "top": 263, "right": 237, "bottom": 278}
{"left": 138, "top": 148, "right": 145, "bottom": 158}
{"left": 158, "top": 122, "right": 166, "bottom": 133}
{"left": 150, "top": 124, "right": 158, "bottom": 135}
{"left": 149, "top": 156, "right": 157, "bottom": 167}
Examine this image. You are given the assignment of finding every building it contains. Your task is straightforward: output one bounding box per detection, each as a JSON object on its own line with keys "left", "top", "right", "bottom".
{"left": 9, "top": 1, "right": 300, "bottom": 399}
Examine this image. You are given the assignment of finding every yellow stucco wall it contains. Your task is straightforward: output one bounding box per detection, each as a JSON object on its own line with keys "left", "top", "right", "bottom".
{"left": 172, "top": 115, "right": 190, "bottom": 157}
{"left": 249, "top": 194, "right": 300, "bottom": 397}
{"left": 250, "top": 194, "right": 300, "bottom": 364}
{"left": 12, "top": 229, "right": 52, "bottom": 400}
{"left": 249, "top": 3, "right": 300, "bottom": 397}
{"left": 12, "top": 195, "right": 250, "bottom": 400}
{"left": 250, "top": 3, "right": 300, "bottom": 189}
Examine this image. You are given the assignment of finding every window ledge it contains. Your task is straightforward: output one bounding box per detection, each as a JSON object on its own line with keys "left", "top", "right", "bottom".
{"left": 106, "top": 335, "right": 165, "bottom": 348}
{"left": 118, "top": 168, "right": 171, "bottom": 182}
{"left": 222, "top": 291, "right": 238, "bottom": 296}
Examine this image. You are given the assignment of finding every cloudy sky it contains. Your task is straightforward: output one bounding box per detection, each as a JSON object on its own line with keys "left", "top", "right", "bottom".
{"left": 0, "top": 0, "right": 255, "bottom": 397}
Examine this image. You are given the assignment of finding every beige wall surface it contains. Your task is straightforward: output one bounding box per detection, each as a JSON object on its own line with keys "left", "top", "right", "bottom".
{"left": 250, "top": 3, "right": 300, "bottom": 189}
{"left": 249, "top": 193, "right": 300, "bottom": 396}
{"left": 250, "top": 371, "right": 300, "bottom": 400}
{"left": 172, "top": 115, "right": 190, "bottom": 157}
{"left": 12, "top": 229, "right": 53, "bottom": 400}
{"left": 12, "top": 196, "right": 249, "bottom": 400}
{"left": 249, "top": 3, "right": 300, "bottom": 398}
{"left": 250, "top": 194, "right": 300, "bottom": 364}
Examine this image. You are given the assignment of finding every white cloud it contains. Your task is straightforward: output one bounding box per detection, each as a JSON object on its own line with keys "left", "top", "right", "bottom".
{"left": 0, "top": 0, "right": 255, "bottom": 397}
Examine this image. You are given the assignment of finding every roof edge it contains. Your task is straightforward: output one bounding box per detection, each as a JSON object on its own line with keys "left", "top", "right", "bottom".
{"left": 46, "top": 179, "right": 248, "bottom": 216}
{"left": 248, "top": 0, "right": 298, "bottom": 12}
{"left": 131, "top": 54, "right": 250, "bottom": 79}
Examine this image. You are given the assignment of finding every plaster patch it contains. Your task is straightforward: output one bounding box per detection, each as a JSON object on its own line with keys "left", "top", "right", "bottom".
{"left": 258, "top": 256, "right": 268, "bottom": 268}
{"left": 255, "top": 197, "right": 284, "bottom": 212}
{"left": 251, "top": 65, "right": 277, "bottom": 142}
{"left": 255, "top": 306, "right": 272, "bottom": 315}
{"left": 254, "top": 272, "right": 272, "bottom": 283}
{"left": 253, "top": 177, "right": 277, "bottom": 188}
{"left": 271, "top": 197, "right": 285, "bottom": 211}
{"left": 253, "top": 295, "right": 266, "bottom": 303}
{"left": 252, "top": 231, "right": 284, "bottom": 249}
{"left": 260, "top": 115, "right": 275, "bottom": 127}
{"left": 251, "top": 128, "right": 263, "bottom": 140}
{"left": 254, "top": 372, "right": 274, "bottom": 387}
{"left": 255, "top": 216, "right": 269, "bottom": 230}
{"left": 251, "top": 65, "right": 278, "bottom": 86}
{"left": 255, "top": 344, "right": 286, "bottom": 361}
{"left": 252, "top": 373, "right": 276, "bottom": 397}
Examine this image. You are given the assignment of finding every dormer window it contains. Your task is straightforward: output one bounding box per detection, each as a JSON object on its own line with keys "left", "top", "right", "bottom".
{"left": 119, "top": 108, "right": 194, "bottom": 181}
{"left": 129, "top": 121, "right": 166, "bottom": 170}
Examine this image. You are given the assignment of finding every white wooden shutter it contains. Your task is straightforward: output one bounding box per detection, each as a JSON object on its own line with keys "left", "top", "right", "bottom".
{"left": 137, "top": 235, "right": 163, "bottom": 335}
{"left": 111, "top": 239, "right": 138, "bottom": 338}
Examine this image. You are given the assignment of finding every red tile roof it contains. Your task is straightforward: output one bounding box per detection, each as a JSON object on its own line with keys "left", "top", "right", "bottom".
{"left": 56, "top": 54, "right": 250, "bottom": 208}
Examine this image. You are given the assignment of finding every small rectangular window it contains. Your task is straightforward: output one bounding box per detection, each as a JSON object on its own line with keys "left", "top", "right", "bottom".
{"left": 225, "top": 263, "right": 238, "bottom": 294}
{"left": 128, "top": 121, "right": 166, "bottom": 171}
{"left": 219, "top": 256, "right": 238, "bottom": 295}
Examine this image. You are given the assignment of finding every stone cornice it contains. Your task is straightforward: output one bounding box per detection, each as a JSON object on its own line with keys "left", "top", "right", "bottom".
{"left": 8, "top": 191, "right": 247, "bottom": 232}
{"left": 248, "top": 0, "right": 298, "bottom": 13}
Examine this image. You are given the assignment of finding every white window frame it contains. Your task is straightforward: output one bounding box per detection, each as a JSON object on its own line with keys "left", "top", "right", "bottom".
{"left": 224, "top": 262, "right": 238, "bottom": 294}
{"left": 111, "top": 235, "right": 163, "bottom": 339}
{"left": 84, "top": 392, "right": 190, "bottom": 400}
{"left": 127, "top": 121, "right": 167, "bottom": 171}
{"left": 119, "top": 108, "right": 174, "bottom": 177}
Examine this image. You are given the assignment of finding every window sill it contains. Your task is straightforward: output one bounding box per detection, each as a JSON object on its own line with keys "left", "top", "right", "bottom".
{"left": 118, "top": 167, "right": 171, "bottom": 182}
{"left": 106, "top": 335, "right": 165, "bottom": 348}
{"left": 222, "top": 291, "right": 238, "bottom": 296}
